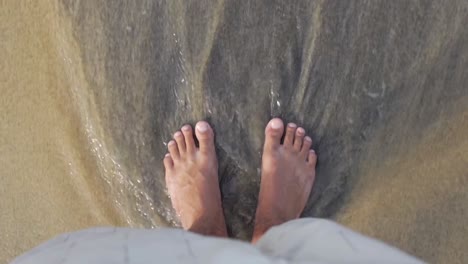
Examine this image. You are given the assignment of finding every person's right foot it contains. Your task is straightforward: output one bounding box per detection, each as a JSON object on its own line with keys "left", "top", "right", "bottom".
{"left": 164, "top": 122, "right": 227, "bottom": 237}
{"left": 252, "top": 118, "right": 317, "bottom": 243}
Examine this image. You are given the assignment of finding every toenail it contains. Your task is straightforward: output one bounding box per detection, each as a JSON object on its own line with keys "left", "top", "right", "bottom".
{"left": 305, "top": 136, "right": 312, "bottom": 142}
{"left": 310, "top": 149, "right": 315, "bottom": 153}
{"left": 182, "top": 125, "right": 190, "bottom": 131}
{"left": 270, "top": 119, "right": 282, "bottom": 129}
{"left": 168, "top": 141, "right": 175, "bottom": 146}
{"left": 297, "top": 128, "right": 305, "bottom": 134}
{"left": 174, "top": 131, "right": 182, "bottom": 137}
{"left": 196, "top": 123, "right": 208, "bottom": 133}
{"left": 288, "top": 123, "right": 297, "bottom": 128}
{"left": 165, "top": 153, "right": 171, "bottom": 158}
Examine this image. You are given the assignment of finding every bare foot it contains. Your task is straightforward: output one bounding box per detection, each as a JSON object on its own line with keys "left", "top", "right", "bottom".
{"left": 252, "top": 118, "right": 317, "bottom": 243}
{"left": 164, "top": 121, "right": 227, "bottom": 237}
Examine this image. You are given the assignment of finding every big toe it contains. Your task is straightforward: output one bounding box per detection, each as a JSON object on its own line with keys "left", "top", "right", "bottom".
{"left": 264, "top": 118, "right": 284, "bottom": 150}
{"left": 195, "top": 121, "right": 215, "bottom": 154}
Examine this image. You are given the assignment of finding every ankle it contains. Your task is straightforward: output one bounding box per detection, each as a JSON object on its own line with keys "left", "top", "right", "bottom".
{"left": 252, "top": 206, "right": 293, "bottom": 243}
{"left": 251, "top": 227, "right": 267, "bottom": 243}
{"left": 251, "top": 215, "right": 274, "bottom": 243}
{"left": 188, "top": 211, "right": 228, "bottom": 237}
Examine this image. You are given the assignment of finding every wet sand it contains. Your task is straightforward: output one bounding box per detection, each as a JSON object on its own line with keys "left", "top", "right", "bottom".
{"left": 1, "top": 1, "right": 468, "bottom": 263}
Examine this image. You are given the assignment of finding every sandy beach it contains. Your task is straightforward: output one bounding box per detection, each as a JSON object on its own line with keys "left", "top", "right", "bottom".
{"left": 1, "top": 1, "right": 467, "bottom": 263}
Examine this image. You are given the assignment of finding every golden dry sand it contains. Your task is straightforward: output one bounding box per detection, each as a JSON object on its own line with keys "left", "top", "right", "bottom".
{"left": 337, "top": 106, "right": 468, "bottom": 262}
{"left": 0, "top": 1, "right": 125, "bottom": 262}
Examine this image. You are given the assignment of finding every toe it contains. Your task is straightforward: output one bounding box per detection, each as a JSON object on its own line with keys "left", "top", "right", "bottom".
{"left": 293, "top": 127, "right": 305, "bottom": 151}
{"left": 163, "top": 153, "right": 174, "bottom": 170}
{"left": 174, "top": 131, "right": 186, "bottom": 155}
{"left": 300, "top": 136, "right": 313, "bottom": 159}
{"left": 182, "top": 125, "right": 196, "bottom": 154}
{"left": 168, "top": 140, "right": 180, "bottom": 159}
{"left": 308, "top": 150, "right": 317, "bottom": 167}
{"left": 284, "top": 123, "right": 297, "bottom": 147}
{"left": 264, "top": 118, "right": 284, "bottom": 150}
{"left": 195, "top": 121, "right": 215, "bottom": 154}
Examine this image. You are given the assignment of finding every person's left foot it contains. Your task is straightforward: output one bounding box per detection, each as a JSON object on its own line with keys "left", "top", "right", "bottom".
{"left": 164, "top": 121, "right": 227, "bottom": 237}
